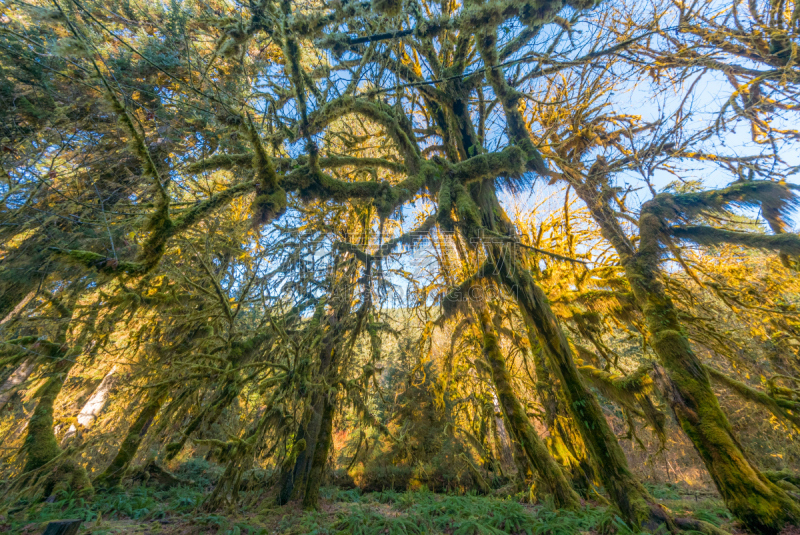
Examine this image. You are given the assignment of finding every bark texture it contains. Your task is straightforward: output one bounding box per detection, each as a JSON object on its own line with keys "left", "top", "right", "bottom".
{"left": 0, "top": 357, "right": 37, "bottom": 412}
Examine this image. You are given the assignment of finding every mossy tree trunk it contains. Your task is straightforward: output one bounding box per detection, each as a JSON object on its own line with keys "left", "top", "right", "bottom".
{"left": 458, "top": 170, "right": 665, "bottom": 527}
{"left": 95, "top": 387, "right": 167, "bottom": 487}
{"left": 302, "top": 395, "right": 335, "bottom": 509}
{"left": 623, "top": 205, "right": 800, "bottom": 534}
{"left": 498, "top": 255, "right": 669, "bottom": 530}
{"left": 477, "top": 307, "right": 580, "bottom": 509}
{"left": 531, "top": 343, "right": 595, "bottom": 497}
{"left": 21, "top": 347, "right": 93, "bottom": 497}
{"left": 569, "top": 175, "right": 800, "bottom": 533}
{"left": 279, "top": 291, "right": 351, "bottom": 508}
{"left": 278, "top": 392, "right": 326, "bottom": 504}
{"left": 277, "top": 333, "right": 336, "bottom": 505}
{"left": 23, "top": 356, "right": 73, "bottom": 473}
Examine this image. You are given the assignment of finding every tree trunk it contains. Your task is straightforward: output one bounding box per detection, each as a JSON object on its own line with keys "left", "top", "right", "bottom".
{"left": 572, "top": 178, "right": 800, "bottom": 533}
{"left": 95, "top": 388, "right": 166, "bottom": 487}
{"left": 467, "top": 179, "right": 665, "bottom": 527}
{"left": 62, "top": 366, "right": 117, "bottom": 444}
{"left": 24, "top": 358, "right": 74, "bottom": 473}
{"left": 530, "top": 336, "right": 596, "bottom": 498}
{"left": 22, "top": 355, "right": 93, "bottom": 497}
{"left": 0, "top": 357, "right": 36, "bottom": 412}
{"left": 627, "top": 207, "right": 800, "bottom": 534}
{"left": 490, "top": 399, "right": 515, "bottom": 474}
{"left": 278, "top": 395, "right": 325, "bottom": 503}
{"left": 477, "top": 307, "right": 580, "bottom": 509}
{"left": 498, "top": 252, "right": 668, "bottom": 530}
{"left": 302, "top": 396, "right": 335, "bottom": 509}
{"left": 278, "top": 296, "right": 351, "bottom": 506}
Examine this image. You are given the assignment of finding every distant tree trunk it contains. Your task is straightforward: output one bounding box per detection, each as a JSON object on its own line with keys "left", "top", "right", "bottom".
{"left": 477, "top": 307, "right": 580, "bottom": 509}
{"left": 0, "top": 292, "right": 38, "bottom": 412}
{"left": 489, "top": 399, "right": 515, "bottom": 474}
{"left": 0, "top": 357, "right": 36, "bottom": 412}
{"left": 95, "top": 387, "right": 166, "bottom": 487}
{"left": 62, "top": 365, "right": 117, "bottom": 444}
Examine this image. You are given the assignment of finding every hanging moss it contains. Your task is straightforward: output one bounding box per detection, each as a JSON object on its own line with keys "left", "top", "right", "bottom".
{"left": 578, "top": 363, "right": 667, "bottom": 445}
{"left": 371, "top": 0, "right": 403, "bottom": 17}
{"left": 478, "top": 307, "right": 581, "bottom": 510}
{"left": 624, "top": 193, "right": 800, "bottom": 533}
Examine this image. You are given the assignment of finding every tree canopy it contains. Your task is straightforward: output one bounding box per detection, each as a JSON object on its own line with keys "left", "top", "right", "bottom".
{"left": 1, "top": 0, "right": 800, "bottom": 533}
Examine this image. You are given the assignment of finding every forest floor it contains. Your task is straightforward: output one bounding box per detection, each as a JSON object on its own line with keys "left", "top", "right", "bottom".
{"left": 4, "top": 486, "right": 743, "bottom": 535}
{"left": 3, "top": 461, "right": 746, "bottom": 535}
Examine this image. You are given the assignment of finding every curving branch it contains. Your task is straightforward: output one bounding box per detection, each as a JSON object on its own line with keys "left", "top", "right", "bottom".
{"left": 670, "top": 226, "right": 800, "bottom": 256}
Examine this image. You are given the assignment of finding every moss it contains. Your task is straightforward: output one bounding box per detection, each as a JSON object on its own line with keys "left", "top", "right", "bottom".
{"left": 764, "top": 470, "right": 800, "bottom": 488}
{"left": 251, "top": 187, "right": 288, "bottom": 227}
{"left": 185, "top": 153, "right": 254, "bottom": 173}
{"left": 626, "top": 195, "right": 800, "bottom": 533}
{"left": 95, "top": 389, "right": 166, "bottom": 488}
{"left": 23, "top": 358, "right": 72, "bottom": 473}
{"left": 666, "top": 180, "right": 798, "bottom": 229}
{"left": 165, "top": 388, "right": 238, "bottom": 461}
{"left": 302, "top": 398, "right": 335, "bottom": 509}
{"left": 172, "top": 180, "right": 257, "bottom": 232}
{"left": 453, "top": 182, "right": 482, "bottom": 233}
{"left": 671, "top": 225, "right": 800, "bottom": 256}
{"left": 372, "top": 0, "right": 402, "bottom": 16}
{"left": 578, "top": 363, "right": 666, "bottom": 444}
{"left": 51, "top": 248, "right": 146, "bottom": 275}
{"left": 705, "top": 365, "right": 800, "bottom": 429}
{"left": 47, "top": 459, "right": 93, "bottom": 498}
{"left": 478, "top": 308, "right": 581, "bottom": 510}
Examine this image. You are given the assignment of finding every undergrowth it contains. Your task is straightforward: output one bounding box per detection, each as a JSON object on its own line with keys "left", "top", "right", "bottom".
{"left": 2, "top": 462, "right": 734, "bottom": 535}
